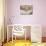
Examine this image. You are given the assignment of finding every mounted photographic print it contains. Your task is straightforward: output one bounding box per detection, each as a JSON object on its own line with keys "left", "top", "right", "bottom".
{"left": 20, "top": 5, "right": 33, "bottom": 15}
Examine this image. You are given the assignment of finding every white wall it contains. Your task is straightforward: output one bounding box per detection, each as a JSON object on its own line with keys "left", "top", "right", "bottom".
{"left": 7, "top": 0, "right": 46, "bottom": 37}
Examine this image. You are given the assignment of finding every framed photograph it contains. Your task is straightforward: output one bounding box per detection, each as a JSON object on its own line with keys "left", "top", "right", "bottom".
{"left": 20, "top": 5, "right": 33, "bottom": 15}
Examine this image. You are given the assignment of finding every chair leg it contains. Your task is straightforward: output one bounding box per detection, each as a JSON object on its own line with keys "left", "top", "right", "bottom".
{"left": 15, "top": 36, "right": 16, "bottom": 42}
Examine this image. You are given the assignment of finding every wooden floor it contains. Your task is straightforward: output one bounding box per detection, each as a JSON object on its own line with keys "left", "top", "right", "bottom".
{"left": 3, "top": 40, "right": 31, "bottom": 46}
{"left": 3, "top": 40, "right": 46, "bottom": 46}
{"left": 3, "top": 37, "right": 46, "bottom": 46}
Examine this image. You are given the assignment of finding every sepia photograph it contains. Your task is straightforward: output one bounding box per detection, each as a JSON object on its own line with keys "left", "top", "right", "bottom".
{"left": 20, "top": 5, "right": 33, "bottom": 15}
